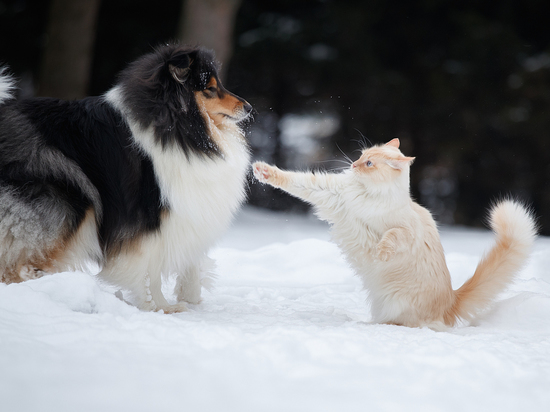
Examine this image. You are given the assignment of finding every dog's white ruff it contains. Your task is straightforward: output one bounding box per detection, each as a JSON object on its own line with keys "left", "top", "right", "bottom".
{"left": 98, "top": 87, "right": 250, "bottom": 311}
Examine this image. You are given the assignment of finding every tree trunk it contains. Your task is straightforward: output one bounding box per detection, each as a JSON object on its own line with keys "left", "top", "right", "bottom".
{"left": 38, "top": 0, "right": 101, "bottom": 99}
{"left": 177, "top": 0, "right": 242, "bottom": 81}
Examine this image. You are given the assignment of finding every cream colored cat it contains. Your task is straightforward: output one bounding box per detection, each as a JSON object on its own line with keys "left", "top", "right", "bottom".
{"left": 252, "top": 139, "right": 537, "bottom": 330}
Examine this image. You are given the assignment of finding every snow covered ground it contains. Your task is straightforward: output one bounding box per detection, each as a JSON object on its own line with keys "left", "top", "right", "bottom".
{"left": 1, "top": 206, "right": 550, "bottom": 412}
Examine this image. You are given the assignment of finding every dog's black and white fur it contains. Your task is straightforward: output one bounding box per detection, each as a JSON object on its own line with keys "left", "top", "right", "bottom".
{"left": 0, "top": 44, "right": 252, "bottom": 312}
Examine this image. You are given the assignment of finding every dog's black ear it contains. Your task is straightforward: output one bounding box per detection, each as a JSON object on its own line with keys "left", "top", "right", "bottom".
{"left": 168, "top": 53, "right": 192, "bottom": 84}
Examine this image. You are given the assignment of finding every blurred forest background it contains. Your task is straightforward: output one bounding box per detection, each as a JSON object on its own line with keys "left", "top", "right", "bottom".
{"left": 1, "top": 0, "right": 549, "bottom": 233}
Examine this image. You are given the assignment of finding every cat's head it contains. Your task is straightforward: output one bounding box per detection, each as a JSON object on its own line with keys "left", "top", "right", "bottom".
{"left": 351, "top": 138, "right": 415, "bottom": 184}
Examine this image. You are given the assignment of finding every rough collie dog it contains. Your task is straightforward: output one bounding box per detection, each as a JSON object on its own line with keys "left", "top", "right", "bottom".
{"left": 0, "top": 44, "right": 252, "bottom": 312}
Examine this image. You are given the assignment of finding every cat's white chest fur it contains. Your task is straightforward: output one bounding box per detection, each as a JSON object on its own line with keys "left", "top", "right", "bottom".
{"left": 316, "top": 176, "right": 413, "bottom": 249}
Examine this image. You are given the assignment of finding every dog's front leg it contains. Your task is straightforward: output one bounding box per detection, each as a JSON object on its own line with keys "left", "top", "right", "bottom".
{"left": 174, "top": 256, "right": 216, "bottom": 304}
{"left": 99, "top": 253, "right": 188, "bottom": 313}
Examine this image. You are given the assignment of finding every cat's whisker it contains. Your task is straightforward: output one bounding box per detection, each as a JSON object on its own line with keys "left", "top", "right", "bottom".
{"left": 328, "top": 167, "right": 351, "bottom": 172}
{"left": 313, "top": 158, "right": 353, "bottom": 173}
{"left": 335, "top": 143, "right": 354, "bottom": 166}
{"left": 353, "top": 129, "right": 373, "bottom": 150}
{"left": 351, "top": 139, "right": 367, "bottom": 152}
{"left": 316, "top": 159, "right": 352, "bottom": 167}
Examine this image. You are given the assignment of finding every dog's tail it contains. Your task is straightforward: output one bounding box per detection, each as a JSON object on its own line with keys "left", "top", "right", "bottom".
{"left": 447, "top": 199, "right": 537, "bottom": 324}
{"left": 0, "top": 67, "right": 16, "bottom": 104}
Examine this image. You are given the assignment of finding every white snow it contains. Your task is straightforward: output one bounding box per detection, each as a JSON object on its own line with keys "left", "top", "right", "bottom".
{"left": 1, "top": 206, "right": 550, "bottom": 412}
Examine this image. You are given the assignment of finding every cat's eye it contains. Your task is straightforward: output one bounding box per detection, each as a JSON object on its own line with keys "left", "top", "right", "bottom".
{"left": 367, "top": 160, "right": 373, "bottom": 167}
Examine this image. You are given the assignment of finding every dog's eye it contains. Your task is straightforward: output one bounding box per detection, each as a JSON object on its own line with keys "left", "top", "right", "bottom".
{"left": 202, "top": 87, "right": 217, "bottom": 98}
{"left": 367, "top": 160, "right": 373, "bottom": 167}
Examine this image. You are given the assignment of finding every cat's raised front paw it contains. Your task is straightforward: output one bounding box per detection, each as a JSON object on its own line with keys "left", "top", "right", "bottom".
{"left": 252, "top": 162, "right": 276, "bottom": 183}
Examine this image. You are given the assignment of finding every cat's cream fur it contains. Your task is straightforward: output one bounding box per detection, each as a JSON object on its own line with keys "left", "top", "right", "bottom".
{"left": 252, "top": 139, "right": 537, "bottom": 330}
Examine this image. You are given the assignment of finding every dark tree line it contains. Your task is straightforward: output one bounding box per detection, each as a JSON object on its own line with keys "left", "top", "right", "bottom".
{"left": 232, "top": 0, "right": 550, "bottom": 232}
{"left": 38, "top": 0, "right": 101, "bottom": 99}
{"left": 1, "top": 0, "right": 549, "bottom": 232}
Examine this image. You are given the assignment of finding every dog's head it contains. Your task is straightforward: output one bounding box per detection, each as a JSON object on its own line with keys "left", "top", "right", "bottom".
{"left": 166, "top": 50, "right": 252, "bottom": 128}
{"left": 116, "top": 44, "right": 252, "bottom": 156}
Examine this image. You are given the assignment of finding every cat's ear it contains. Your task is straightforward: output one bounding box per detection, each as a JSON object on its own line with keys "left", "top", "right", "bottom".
{"left": 386, "top": 156, "right": 415, "bottom": 170}
{"left": 386, "top": 138, "right": 400, "bottom": 148}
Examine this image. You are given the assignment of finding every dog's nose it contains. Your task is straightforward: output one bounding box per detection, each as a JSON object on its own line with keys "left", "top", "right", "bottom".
{"left": 243, "top": 102, "right": 253, "bottom": 114}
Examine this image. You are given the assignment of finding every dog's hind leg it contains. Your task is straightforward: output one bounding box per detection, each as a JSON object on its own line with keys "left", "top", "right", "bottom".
{"left": 51, "top": 208, "right": 102, "bottom": 273}
{"left": 0, "top": 184, "right": 87, "bottom": 283}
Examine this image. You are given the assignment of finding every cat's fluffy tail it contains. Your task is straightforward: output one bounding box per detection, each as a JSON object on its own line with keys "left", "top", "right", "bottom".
{"left": 448, "top": 199, "right": 537, "bottom": 324}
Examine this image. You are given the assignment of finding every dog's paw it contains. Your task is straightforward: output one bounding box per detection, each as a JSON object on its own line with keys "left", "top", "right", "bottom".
{"left": 141, "top": 299, "right": 189, "bottom": 314}
{"left": 19, "top": 265, "right": 47, "bottom": 281}
{"left": 158, "top": 302, "right": 189, "bottom": 314}
{"left": 175, "top": 284, "right": 202, "bottom": 305}
{"left": 252, "top": 162, "right": 277, "bottom": 184}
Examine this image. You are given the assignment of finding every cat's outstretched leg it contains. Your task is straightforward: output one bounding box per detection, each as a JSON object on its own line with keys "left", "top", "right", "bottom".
{"left": 253, "top": 162, "right": 343, "bottom": 207}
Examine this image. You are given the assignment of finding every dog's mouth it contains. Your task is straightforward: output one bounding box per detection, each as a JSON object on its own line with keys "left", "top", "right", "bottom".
{"left": 221, "top": 113, "right": 239, "bottom": 121}
{"left": 220, "top": 110, "right": 253, "bottom": 123}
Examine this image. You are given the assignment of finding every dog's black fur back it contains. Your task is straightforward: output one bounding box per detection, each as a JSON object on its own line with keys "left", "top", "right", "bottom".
{"left": 0, "top": 96, "right": 163, "bottom": 255}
